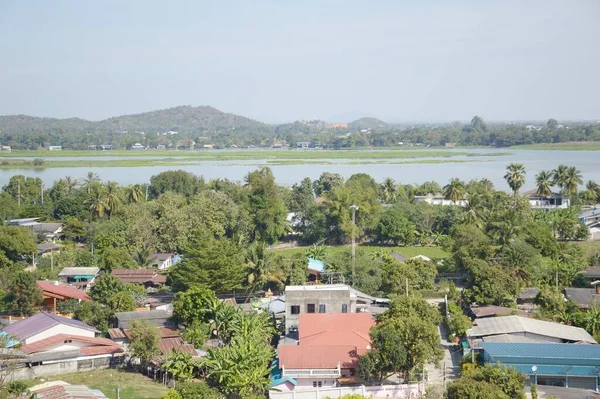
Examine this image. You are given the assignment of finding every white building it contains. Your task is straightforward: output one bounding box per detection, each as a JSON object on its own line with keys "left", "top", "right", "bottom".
{"left": 413, "top": 193, "right": 467, "bottom": 207}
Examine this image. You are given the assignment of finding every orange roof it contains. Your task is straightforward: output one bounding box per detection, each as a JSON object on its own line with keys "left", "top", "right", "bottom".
{"left": 37, "top": 281, "right": 91, "bottom": 301}
{"left": 298, "top": 313, "right": 374, "bottom": 349}
{"left": 21, "top": 334, "right": 121, "bottom": 354}
{"left": 279, "top": 345, "right": 367, "bottom": 369}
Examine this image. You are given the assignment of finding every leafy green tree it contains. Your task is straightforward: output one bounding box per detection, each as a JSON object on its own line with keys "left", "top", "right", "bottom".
{"left": 173, "top": 382, "right": 224, "bottom": 399}
{"left": 100, "top": 247, "right": 137, "bottom": 271}
{"left": 73, "top": 301, "right": 111, "bottom": 333}
{"left": 547, "top": 118, "right": 558, "bottom": 129}
{"left": 89, "top": 273, "right": 125, "bottom": 305}
{"left": 169, "top": 229, "right": 247, "bottom": 293}
{"left": 0, "top": 226, "right": 36, "bottom": 263}
{"left": 246, "top": 242, "right": 284, "bottom": 292}
{"left": 297, "top": 204, "right": 328, "bottom": 244}
{"left": 552, "top": 164, "right": 568, "bottom": 193}
{"left": 305, "top": 244, "right": 325, "bottom": 260}
{"left": 129, "top": 320, "right": 161, "bottom": 364}
{"left": 0, "top": 192, "right": 19, "bottom": 221}
{"left": 162, "top": 390, "right": 182, "bottom": 399}
{"left": 62, "top": 217, "right": 87, "bottom": 242}
{"left": 133, "top": 247, "right": 152, "bottom": 267}
{"left": 357, "top": 322, "right": 407, "bottom": 383}
{"left": 446, "top": 378, "right": 509, "bottom": 399}
{"left": 2, "top": 175, "right": 43, "bottom": 205}
{"left": 312, "top": 172, "right": 344, "bottom": 196}
{"left": 378, "top": 295, "right": 442, "bottom": 326}
{"left": 443, "top": 178, "right": 465, "bottom": 204}
{"left": 463, "top": 259, "right": 518, "bottom": 306}
{"left": 182, "top": 323, "right": 211, "bottom": 348}
{"left": 463, "top": 363, "right": 526, "bottom": 399}
{"left": 245, "top": 167, "right": 288, "bottom": 244}
{"left": 375, "top": 206, "right": 416, "bottom": 245}
{"left": 7, "top": 271, "right": 43, "bottom": 316}
{"left": 106, "top": 291, "right": 137, "bottom": 313}
{"left": 173, "top": 287, "right": 219, "bottom": 327}
{"left": 289, "top": 177, "right": 314, "bottom": 213}
{"left": 531, "top": 384, "right": 539, "bottom": 399}
{"left": 380, "top": 178, "right": 398, "bottom": 204}
{"left": 380, "top": 256, "right": 437, "bottom": 295}
{"left": 87, "top": 186, "right": 109, "bottom": 218}
{"left": 189, "top": 190, "right": 251, "bottom": 239}
{"left": 163, "top": 348, "right": 196, "bottom": 383}
{"left": 446, "top": 301, "right": 472, "bottom": 337}
{"left": 504, "top": 163, "right": 526, "bottom": 208}
{"left": 585, "top": 305, "right": 600, "bottom": 338}
{"left": 149, "top": 170, "right": 203, "bottom": 199}
{"left": 582, "top": 180, "right": 599, "bottom": 204}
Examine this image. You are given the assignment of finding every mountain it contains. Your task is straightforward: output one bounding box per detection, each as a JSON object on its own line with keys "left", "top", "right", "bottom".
{"left": 0, "top": 106, "right": 270, "bottom": 135}
{"left": 348, "top": 117, "right": 388, "bottom": 130}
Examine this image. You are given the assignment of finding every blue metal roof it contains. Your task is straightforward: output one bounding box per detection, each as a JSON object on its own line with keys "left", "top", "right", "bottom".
{"left": 482, "top": 343, "right": 600, "bottom": 367}
{"left": 307, "top": 257, "right": 325, "bottom": 272}
{"left": 510, "top": 364, "right": 600, "bottom": 377}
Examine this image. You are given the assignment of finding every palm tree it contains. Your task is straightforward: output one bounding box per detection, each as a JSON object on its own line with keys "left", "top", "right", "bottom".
{"left": 133, "top": 247, "right": 152, "bottom": 267}
{"left": 82, "top": 172, "right": 100, "bottom": 194}
{"left": 127, "top": 184, "right": 144, "bottom": 203}
{"left": 443, "top": 178, "right": 465, "bottom": 204}
{"left": 246, "top": 242, "right": 285, "bottom": 293}
{"left": 504, "top": 163, "right": 526, "bottom": 209}
{"left": 87, "top": 187, "right": 108, "bottom": 218}
{"left": 563, "top": 166, "right": 583, "bottom": 197}
{"left": 63, "top": 176, "right": 78, "bottom": 194}
{"left": 380, "top": 178, "right": 397, "bottom": 204}
{"left": 535, "top": 170, "right": 553, "bottom": 198}
{"left": 551, "top": 164, "right": 568, "bottom": 193}
{"left": 585, "top": 305, "right": 600, "bottom": 337}
{"left": 105, "top": 181, "right": 121, "bottom": 218}
{"left": 582, "top": 180, "right": 599, "bottom": 204}
{"left": 305, "top": 244, "right": 325, "bottom": 260}
{"left": 463, "top": 193, "right": 485, "bottom": 228}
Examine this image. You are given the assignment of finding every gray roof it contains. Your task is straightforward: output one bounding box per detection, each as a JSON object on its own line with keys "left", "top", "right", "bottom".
{"left": 390, "top": 252, "right": 407, "bottom": 262}
{"left": 260, "top": 298, "right": 286, "bottom": 314}
{"left": 582, "top": 267, "right": 600, "bottom": 280}
{"left": 2, "top": 312, "right": 99, "bottom": 341}
{"left": 27, "top": 349, "right": 83, "bottom": 363}
{"left": 114, "top": 310, "right": 171, "bottom": 329}
{"left": 58, "top": 267, "right": 100, "bottom": 277}
{"left": 31, "top": 223, "right": 63, "bottom": 234}
{"left": 564, "top": 288, "right": 600, "bottom": 308}
{"left": 468, "top": 315, "right": 596, "bottom": 344}
{"left": 482, "top": 334, "right": 547, "bottom": 344}
{"left": 37, "top": 243, "right": 64, "bottom": 253}
{"left": 517, "top": 287, "right": 540, "bottom": 300}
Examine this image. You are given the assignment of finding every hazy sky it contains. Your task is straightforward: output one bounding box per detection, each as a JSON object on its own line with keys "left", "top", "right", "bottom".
{"left": 1, "top": 1, "right": 599, "bottom": 123}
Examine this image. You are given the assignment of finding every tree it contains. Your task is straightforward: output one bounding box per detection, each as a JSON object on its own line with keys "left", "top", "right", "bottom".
{"left": 87, "top": 186, "right": 109, "bottom": 218}
{"left": 163, "top": 349, "right": 196, "bottom": 383}
{"left": 547, "top": 118, "right": 558, "bottom": 129}
{"left": 100, "top": 247, "right": 137, "bottom": 271}
{"left": 582, "top": 180, "right": 599, "bottom": 204}
{"left": 128, "top": 320, "right": 160, "bottom": 364}
{"left": 380, "top": 256, "right": 437, "bottom": 295}
{"left": 563, "top": 166, "right": 583, "bottom": 197}
{"left": 105, "top": 181, "right": 122, "bottom": 218}
{"left": 245, "top": 167, "right": 288, "bottom": 244}
{"left": 82, "top": 172, "right": 100, "bottom": 194}
{"left": 106, "top": 291, "right": 137, "bottom": 313}
{"left": 471, "top": 115, "right": 487, "bottom": 131}
{"left": 443, "top": 178, "right": 465, "bottom": 204}
{"left": 73, "top": 301, "right": 111, "bottom": 333}
{"left": 585, "top": 305, "right": 600, "bottom": 338}
{"left": 149, "top": 170, "right": 203, "bottom": 199}
{"left": 2, "top": 175, "right": 43, "bottom": 205}
{"left": 246, "top": 242, "right": 284, "bottom": 292}
{"left": 375, "top": 207, "right": 416, "bottom": 245}
{"left": 357, "top": 323, "right": 407, "bottom": 383}
{"left": 504, "top": 163, "right": 526, "bottom": 208}
{"left": 446, "top": 378, "right": 509, "bottom": 399}
{"left": 127, "top": 184, "right": 145, "bottom": 203}
{"left": 169, "top": 230, "right": 247, "bottom": 293}
{"left": 133, "top": 247, "right": 152, "bottom": 267}
{"left": 535, "top": 170, "right": 553, "bottom": 197}
{"left": 173, "top": 287, "right": 219, "bottom": 327}
{"left": 89, "top": 273, "right": 125, "bottom": 305}
{"left": 380, "top": 178, "right": 397, "bottom": 204}
{"left": 463, "top": 363, "right": 526, "bottom": 399}
{"left": 288, "top": 177, "right": 314, "bottom": 214}
{"left": 312, "top": 172, "right": 344, "bottom": 196}
{"left": 0, "top": 226, "right": 36, "bottom": 263}
{"left": 552, "top": 164, "right": 568, "bottom": 193}
{"left": 7, "top": 271, "right": 43, "bottom": 316}
{"left": 172, "top": 382, "right": 224, "bottom": 399}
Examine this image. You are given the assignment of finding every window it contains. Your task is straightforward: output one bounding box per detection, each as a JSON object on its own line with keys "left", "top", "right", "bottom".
{"left": 313, "top": 381, "right": 317, "bottom": 387}
{"left": 290, "top": 305, "right": 300, "bottom": 315}
{"left": 307, "top": 304, "right": 316, "bottom": 313}
{"left": 318, "top": 381, "right": 322, "bottom": 387}
{"left": 342, "top": 304, "right": 348, "bottom": 313}
{"left": 319, "top": 304, "right": 326, "bottom": 313}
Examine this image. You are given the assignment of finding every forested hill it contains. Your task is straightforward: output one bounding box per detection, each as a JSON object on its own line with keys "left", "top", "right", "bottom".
{"left": 349, "top": 117, "right": 388, "bottom": 130}
{"left": 0, "top": 105, "right": 271, "bottom": 135}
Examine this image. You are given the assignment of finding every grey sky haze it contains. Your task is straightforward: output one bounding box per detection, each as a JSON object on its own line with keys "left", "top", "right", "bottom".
{"left": 1, "top": 0, "right": 599, "bottom": 123}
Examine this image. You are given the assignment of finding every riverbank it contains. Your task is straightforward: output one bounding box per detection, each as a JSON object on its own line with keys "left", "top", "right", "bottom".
{"left": 512, "top": 142, "right": 600, "bottom": 151}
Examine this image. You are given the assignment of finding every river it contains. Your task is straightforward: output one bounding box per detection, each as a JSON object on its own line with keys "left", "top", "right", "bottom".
{"left": 1, "top": 149, "right": 599, "bottom": 190}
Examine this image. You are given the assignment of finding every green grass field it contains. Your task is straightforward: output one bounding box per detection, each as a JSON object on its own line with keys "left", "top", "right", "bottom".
{"left": 269, "top": 244, "right": 449, "bottom": 259}
{"left": 512, "top": 142, "right": 600, "bottom": 151}
{"left": 23, "top": 369, "right": 168, "bottom": 399}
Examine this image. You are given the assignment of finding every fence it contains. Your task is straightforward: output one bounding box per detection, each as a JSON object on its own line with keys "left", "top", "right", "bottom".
{"left": 269, "top": 383, "right": 424, "bottom": 399}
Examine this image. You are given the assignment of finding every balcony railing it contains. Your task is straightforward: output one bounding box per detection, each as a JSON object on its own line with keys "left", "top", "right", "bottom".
{"left": 282, "top": 367, "right": 341, "bottom": 377}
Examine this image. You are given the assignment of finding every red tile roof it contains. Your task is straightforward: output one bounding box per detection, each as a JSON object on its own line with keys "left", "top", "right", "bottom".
{"left": 37, "top": 281, "right": 91, "bottom": 301}
{"left": 21, "top": 334, "right": 121, "bottom": 355}
{"left": 111, "top": 269, "right": 167, "bottom": 285}
{"left": 159, "top": 337, "right": 197, "bottom": 357}
{"left": 279, "top": 345, "right": 367, "bottom": 369}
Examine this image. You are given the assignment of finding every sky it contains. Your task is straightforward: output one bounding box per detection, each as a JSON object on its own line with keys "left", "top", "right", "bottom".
{"left": 0, "top": 0, "right": 599, "bottom": 123}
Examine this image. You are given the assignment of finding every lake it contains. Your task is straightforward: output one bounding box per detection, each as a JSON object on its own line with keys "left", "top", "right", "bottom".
{"left": 1, "top": 149, "right": 599, "bottom": 190}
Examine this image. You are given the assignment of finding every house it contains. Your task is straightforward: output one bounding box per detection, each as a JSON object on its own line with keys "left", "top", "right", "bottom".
{"left": 297, "top": 142, "right": 311, "bottom": 149}
{"left": 111, "top": 269, "right": 167, "bottom": 287}
{"left": 517, "top": 287, "right": 540, "bottom": 311}
{"left": 413, "top": 193, "right": 467, "bottom": 207}
{"left": 37, "top": 243, "right": 64, "bottom": 257}
{"left": 411, "top": 254, "right": 432, "bottom": 262}
{"left": 7, "top": 217, "right": 40, "bottom": 227}
{"left": 48, "top": 146, "right": 62, "bottom": 151}
{"left": 32, "top": 223, "right": 64, "bottom": 241}
{"left": 20, "top": 334, "right": 123, "bottom": 360}
{"left": 37, "top": 281, "right": 91, "bottom": 313}
{"left": 467, "top": 315, "right": 596, "bottom": 350}
{"left": 149, "top": 253, "right": 179, "bottom": 270}
{"left": 260, "top": 295, "right": 286, "bottom": 319}
{"left": 528, "top": 192, "right": 570, "bottom": 210}
{"left": 146, "top": 292, "right": 175, "bottom": 312}
{"left": 276, "top": 313, "right": 375, "bottom": 391}
{"left": 0, "top": 145, "right": 11, "bottom": 152}
{"left": 481, "top": 342, "right": 600, "bottom": 391}
{"left": 57, "top": 267, "right": 100, "bottom": 289}
{"left": 112, "top": 310, "right": 172, "bottom": 329}
{"left": 468, "top": 305, "right": 529, "bottom": 319}
{"left": 2, "top": 312, "right": 99, "bottom": 345}
{"left": 564, "top": 286, "right": 600, "bottom": 309}
{"left": 307, "top": 258, "right": 325, "bottom": 283}
{"left": 130, "top": 143, "right": 146, "bottom": 150}
{"left": 581, "top": 267, "right": 600, "bottom": 282}
{"left": 28, "top": 382, "right": 109, "bottom": 399}
{"left": 284, "top": 284, "right": 385, "bottom": 335}
{"left": 107, "top": 326, "right": 191, "bottom": 356}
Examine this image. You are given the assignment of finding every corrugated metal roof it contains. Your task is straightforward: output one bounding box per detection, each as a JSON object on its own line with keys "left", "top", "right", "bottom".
{"left": 511, "top": 364, "right": 600, "bottom": 377}
{"left": 482, "top": 334, "right": 545, "bottom": 344}
{"left": 58, "top": 267, "right": 100, "bottom": 277}
{"left": 468, "top": 315, "right": 596, "bottom": 343}
{"left": 3, "top": 312, "right": 98, "bottom": 341}
{"left": 482, "top": 342, "right": 600, "bottom": 360}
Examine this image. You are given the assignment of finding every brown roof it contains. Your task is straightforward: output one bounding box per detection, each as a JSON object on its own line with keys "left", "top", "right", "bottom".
{"left": 108, "top": 326, "right": 179, "bottom": 340}
{"left": 470, "top": 305, "right": 530, "bottom": 318}
{"left": 20, "top": 334, "right": 122, "bottom": 355}
{"left": 37, "top": 281, "right": 91, "bottom": 301}
{"left": 111, "top": 269, "right": 167, "bottom": 285}
{"left": 159, "top": 337, "right": 197, "bottom": 357}
{"left": 149, "top": 253, "right": 173, "bottom": 261}
{"left": 107, "top": 328, "right": 127, "bottom": 339}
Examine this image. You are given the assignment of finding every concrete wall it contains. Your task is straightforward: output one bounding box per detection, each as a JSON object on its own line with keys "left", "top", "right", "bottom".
{"left": 285, "top": 289, "right": 354, "bottom": 334}
{"left": 269, "top": 383, "right": 424, "bottom": 399}
{"left": 26, "top": 324, "right": 96, "bottom": 344}
{"left": 11, "top": 355, "right": 125, "bottom": 381}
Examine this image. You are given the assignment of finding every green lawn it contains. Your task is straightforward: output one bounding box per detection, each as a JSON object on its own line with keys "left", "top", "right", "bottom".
{"left": 23, "top": 369, "right": 168, "bottom": 399}
{"left": 269, "top": 244, "right": 449, "bottom": 259}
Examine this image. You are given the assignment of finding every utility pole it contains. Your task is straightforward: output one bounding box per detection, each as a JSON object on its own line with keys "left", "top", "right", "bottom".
{"left": 145, "top": 185, "right": 149, "bottom": 201}
{"left": 41, "top": 182, "right": 44, "bottom": 204}
{"left": 17, "top": 180, "right": 21, "bottom": 207}
{"left": 350, "top": 205, "right": 359, "bottom": 286}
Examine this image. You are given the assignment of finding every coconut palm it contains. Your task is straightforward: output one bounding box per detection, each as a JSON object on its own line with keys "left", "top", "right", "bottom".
{"left": 463, "top": 193, "right": 485, "bottom": 228}
{"left": 380, "top": 178, "right": 397, "bottom": 204}
{"left": 551, "top": 164, "right": 569, "bottom": 193}
{"left": 443, "top": 178, "right": 465, "bottom": 204}
{"left": 563, "top": 166, "right": 583, "bottom": 197}
{"left": 504, "top": 163, "right": 526, "bottom": 209}
{"left": 87, "top": 187, "right": 108, "bottom": 218}
{"left": 63, "top": 176, "right": 78, "bottom": 194}
{"left": 127, "top": 184, "right": 144, "bottom": 203}
{"left": 583, "top": 180, "right": 599, "bottom": 204}
{"left": 105, "top": 181, "right": 121, "bottom": 218}
{"left": 82, "top": 172, "right": 100, "bottom": 194}
{"left": 133, "top": 247, "right": 152, "bottom": 267}
{"left": 535, "top": 170, "right": 553, "bottom": 198}
{"left": 246, "top": 242, "right": 285, "bottom": 293}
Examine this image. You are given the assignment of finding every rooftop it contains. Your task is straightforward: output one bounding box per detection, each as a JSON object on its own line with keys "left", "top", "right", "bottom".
{"left": 111, "top": 269, "right": 167, "bottom": 285}
{"left": 582, "top": 267, "right": 600, "bottom": 279}
{"left": 564, "top": 288, "right": 600, "bottom": 308}
{"left": 298, "top": 313, "right": 374, "bottom": 348}
{"left": 20, "top": 334, "right": 122, "bottom": 355}
{"left": 2, "top": 312, "right": 99, "bottom": 341}
{"left": 481, "top": 342, "right": 600, "bottom": 361}
{"left": 29, "top": 383, "right": 108, "bottom": 399}
{"left": 37, "top": 281, "right": 91, "bottom": 301}
{"left": 517, "top": 287, "right": 540, "bottom": 300}
{"left": 470, "top": 305, "right": 529, "bottom": 319}
{"left": 58, "top": 267, "right": 100, "bottom": 277}
{"left": 468, "top": 315, "right": 596, "bottom": 343}
{"left": 114, "top": 310, "right": 172, "bottom": 329}
{"left": 149, "top": 253, "right": 174, "bottom": 261}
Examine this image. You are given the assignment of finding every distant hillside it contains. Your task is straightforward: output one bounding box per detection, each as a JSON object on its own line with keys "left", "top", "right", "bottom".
{"left": 349, "top": 117, "right": 388, "bottom": 130}
{"left": 0, "top": 106, "right": 271, "bottom": 135}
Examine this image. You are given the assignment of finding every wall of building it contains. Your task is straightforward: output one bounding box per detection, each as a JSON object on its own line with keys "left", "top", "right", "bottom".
{"left": 294, "top": 378, "right": 337, "bottom": 390}
{"left": 26, "top": 325, "right": 96, "bottom": 344}
{"left": 11, "top": 355, "right": 125, "bottom": 381}
{"left": 268, "top": 383, "right": 423, "bottom": 399}
{"left": 285, "top": 289, "right": 354, "bottom": 334}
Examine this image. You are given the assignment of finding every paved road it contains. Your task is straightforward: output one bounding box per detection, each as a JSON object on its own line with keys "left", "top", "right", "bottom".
{"left": 426, "top": 298, "right": 462, "bottom": 389}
